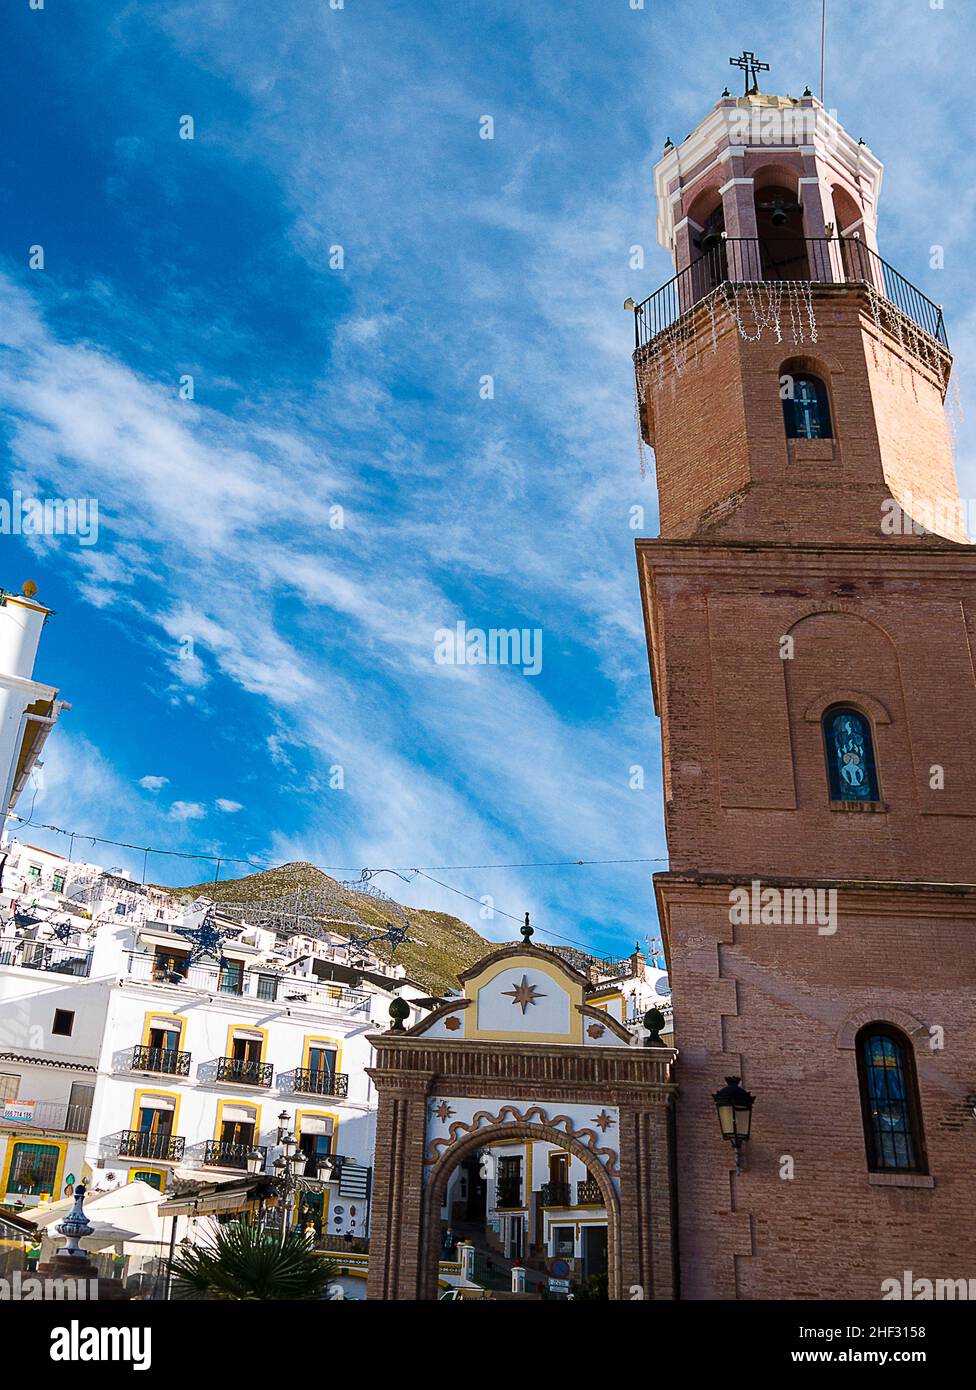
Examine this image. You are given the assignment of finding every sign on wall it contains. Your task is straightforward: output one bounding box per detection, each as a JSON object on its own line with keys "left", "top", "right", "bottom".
{"left": 0, "top": 1100, "right": 38, "bottom": 1127}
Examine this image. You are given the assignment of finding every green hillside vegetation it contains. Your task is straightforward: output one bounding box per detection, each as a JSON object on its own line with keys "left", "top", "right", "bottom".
{"left": 164, "top": 861, "right": 490, "bottom": 996}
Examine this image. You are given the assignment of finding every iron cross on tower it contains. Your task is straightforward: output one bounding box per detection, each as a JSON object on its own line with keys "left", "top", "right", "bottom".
{"left": 729, "top": 50, "right": 769, "bottom": 97}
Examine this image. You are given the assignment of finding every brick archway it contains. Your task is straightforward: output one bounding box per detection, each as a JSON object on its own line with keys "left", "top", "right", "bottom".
{"left": 364, "top": 1024, "right": 678, "bottom": 1300}
{"left": 419, "top": 1119, "right": 623, "bottom": 1300}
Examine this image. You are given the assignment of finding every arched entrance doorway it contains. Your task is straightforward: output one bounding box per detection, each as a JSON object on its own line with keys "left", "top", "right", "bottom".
{"left": 422, "top": 1120, "right": 622, "bottom": 1299}
{"left": 365, "top": 941, "right": 677, "bottom": 1301}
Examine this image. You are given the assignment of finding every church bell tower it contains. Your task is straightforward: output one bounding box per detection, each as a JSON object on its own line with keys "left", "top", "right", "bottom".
{"left": 634, "top": 71, "right": 976, "bottom": 1299}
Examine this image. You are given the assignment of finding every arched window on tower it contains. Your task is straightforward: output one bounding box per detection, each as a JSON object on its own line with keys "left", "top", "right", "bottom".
{"left": 822, "top": 707, "right": 879, "bottom": 802}
{"left": 856, "top": 1024, "right": 927, "bottom": 1173}
{"left": 783, "top": 373, "right": 833, "bottom": 439}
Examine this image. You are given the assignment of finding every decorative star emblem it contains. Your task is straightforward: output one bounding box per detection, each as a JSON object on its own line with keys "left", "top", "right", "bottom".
{"left": 502, "top": 974, "right": 546, "bottom": 1014}
{"left": 587, "top": 1023, "right": 606, "bottom": 1038}
{"left": 444, "top": 1015, "right": 462, "bottom": 1031}
{"left": 172, "top": 907, "right": 232, "bottom": 966}
{"left": 432, "top": 1101, "right": 454, "bottom": 1122}
{"left": 592, "top": 1110, "right": 615, "bottom": 1133}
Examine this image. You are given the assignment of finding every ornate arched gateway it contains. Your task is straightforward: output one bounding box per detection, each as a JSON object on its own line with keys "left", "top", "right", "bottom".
{"left": 365, "top": 941, "right": 678, "bottom": 1300}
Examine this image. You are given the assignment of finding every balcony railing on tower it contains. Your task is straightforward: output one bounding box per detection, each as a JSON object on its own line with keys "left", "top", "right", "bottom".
{"left": 632, "top": 236, "right": 947, "bottom": 357}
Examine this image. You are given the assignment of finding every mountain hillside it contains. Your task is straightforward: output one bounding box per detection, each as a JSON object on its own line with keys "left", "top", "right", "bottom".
{"left": 164, "top": 861, "right": 489, "bottom": 996}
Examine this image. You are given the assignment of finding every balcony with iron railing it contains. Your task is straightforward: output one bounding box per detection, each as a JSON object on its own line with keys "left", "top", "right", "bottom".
{"left": 0, "top": 1100, "right": 92, "bottom": 1137}
{"left": 214, "top": 1056, "right": 274, "bottom": 1088}
{"left": 632, "top": 235, "right": 949, "bottom": 370}
{"left": 576, "top": 1179, "right": 603, "bottom": 1205}
{"left": 129, "top": 1044, "right": 192, "bottom": 1078}
{"left": 0, "top": 936, "right": 92, "bottom": 978}
{"left": 495, "top": 1182, "right": 523, "bottom": 1210}
{"left": 116, "top": 1129, "right": 186, "bottom": 1162}
{"left": 539, "top": 1180, "right": 572, "bottom": 1207}
{"left": 203, "top": 1140, "right": 268, "bottom": 1171}
{"left": 290, "top": 1067, "right": 350, "bottom": 1098}
{"left": 122, "top": 950, "right": 373, "bottom": 1015}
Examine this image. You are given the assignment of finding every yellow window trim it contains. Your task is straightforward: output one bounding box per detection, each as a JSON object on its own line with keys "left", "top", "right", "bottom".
{"left": 129, "top": 1088, "right": 182, "bottom": 1134}
{"left": 224, "top": 1023, "right": 268, "bottom": 1061}
{"left": 0, "top": 1134, "right": 69, "bottom": 1202}
{"left": 295, "top": 1108, "right": 340, "bottom": 1152}
{"left": 140, "top": 1011, "right": 187, "bottom": 1050}
{"left": 128, "top": 1167, "right": 167, "bottom": 1192}
{"left": 301, "top": 1034, "right": 343, "bottom": 1075}
{"left": 214, "top": 1097, "right": 262, "bottom": 1143}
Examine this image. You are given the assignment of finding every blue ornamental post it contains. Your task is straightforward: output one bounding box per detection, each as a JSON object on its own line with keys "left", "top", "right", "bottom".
{"left": 56, "top": 1180, "right": 95, "bottom": 1257}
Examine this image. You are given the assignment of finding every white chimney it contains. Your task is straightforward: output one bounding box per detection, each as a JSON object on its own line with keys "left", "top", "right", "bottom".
{"left": 0, "top": 582, "right": 68, "bottom": 822}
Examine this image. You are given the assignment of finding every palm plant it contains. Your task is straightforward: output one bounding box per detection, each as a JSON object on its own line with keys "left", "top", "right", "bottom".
{"left": 169, "top": 1222, "right": 339, "bottom": 1301}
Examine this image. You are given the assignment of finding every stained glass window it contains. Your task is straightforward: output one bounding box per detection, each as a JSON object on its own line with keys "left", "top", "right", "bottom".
{"left": 823, "top": 708, "right": 879, "bottom": 801}
{"left": 857, "top": 1027, "right": 924, "bottom": 1172}
{"left": 783, "top": 374, "right": 832, "bottom": 439}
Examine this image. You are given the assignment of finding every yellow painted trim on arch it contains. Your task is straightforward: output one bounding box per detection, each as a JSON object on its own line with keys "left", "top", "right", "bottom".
{"left": 0, "top": 1134, "right": 69, "bottom": 1201}
{"left": 464, "top": 954, "right": 586, "bottom": 1043}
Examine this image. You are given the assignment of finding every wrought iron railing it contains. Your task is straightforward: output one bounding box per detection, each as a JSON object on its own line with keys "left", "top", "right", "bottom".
{"left": 576, "top": 1179, "right": 603, "bottom": 1205}
{"left": 124, "top": 950, "right": 373, "bottom": 1014}
{"left": 291, "top": 1067, "right": 349, "bottom": 1098}
{"left": 495, "top": 1183, "right": 522, "bottom": 1209}
{"left": 203, "top": 1140, "right": 267, "bottom": 1170}
{"left": 0, "top": 1100, "right": 92, "bottom": 1136}
{"left": 117, "top": 1129, "right": 185, "bottom": 1162}
{"left": 471, "top": 1249, "right": 509, "bottom": 1290}
{"left": 539, "top": 1181, "right": 572, "bottom": 1207}
{"left": 215, "top": 1056, "right": 274, "bottom": 1088}
{"left": 0, "top": 936, "right": 92, "bottom": 978}
{"left": 633, "top": 236, "right": 947, "bottom": 354}
{"left": 130, "top": 1045, "right": 192, "bottom": 1077}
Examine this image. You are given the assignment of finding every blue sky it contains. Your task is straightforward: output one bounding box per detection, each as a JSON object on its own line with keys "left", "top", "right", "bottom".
{"left": 3, "top": 0, "right": 975, "bottom": 958}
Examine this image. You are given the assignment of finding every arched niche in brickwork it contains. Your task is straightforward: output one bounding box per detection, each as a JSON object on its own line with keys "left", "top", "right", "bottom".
{"left": 419, "top": 1118, "right": 623, "bottom": 1302}
{"left": 803, "top": 689, "right": 892, "bottom": 726}
{"left": 836, "top": 1005, "right": 929, "bottom": 1050}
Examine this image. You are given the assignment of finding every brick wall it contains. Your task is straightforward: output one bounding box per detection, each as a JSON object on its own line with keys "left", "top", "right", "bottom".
{"left": 637, "top": 286, "right": 976, "bottom": 1300}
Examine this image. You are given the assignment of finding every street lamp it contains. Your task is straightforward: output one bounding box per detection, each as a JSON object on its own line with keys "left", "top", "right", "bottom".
{"left": 245, "top": 1148, "right": 264, "bottom": 1176}
{"left": 713, "top": 1075, "right": 755, "bottom": 1174}
{"left": 262, "top": 1110, "right": 334, "bottom": 1247}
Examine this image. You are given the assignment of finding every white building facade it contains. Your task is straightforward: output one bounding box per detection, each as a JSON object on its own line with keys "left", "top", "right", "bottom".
{"left": 0, "top": 859, "right": 431, "bottom": 1249}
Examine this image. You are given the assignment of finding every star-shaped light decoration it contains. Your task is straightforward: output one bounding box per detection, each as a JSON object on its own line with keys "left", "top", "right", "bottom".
{"left": 172, "top": 906, "right": 233, "bottom": 967}
{"left": 432, "top": 1101, "right": 454, "bottom": 1122}
{"left": 592, "top": 1109, "right": 615, "bottom": 1133}
{"left": 502, "top": 974, "right": 546, "bottom": 1015}
{"left": 346, "top": 921, "right": 410, "bottom": 960}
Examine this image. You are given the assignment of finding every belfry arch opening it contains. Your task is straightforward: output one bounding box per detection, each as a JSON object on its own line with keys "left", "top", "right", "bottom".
{"left": 420, "top": 1121, "right": 621, "bottom": 1301}
{"left": 754, "top": 177, "right": 809, "bottom": 279}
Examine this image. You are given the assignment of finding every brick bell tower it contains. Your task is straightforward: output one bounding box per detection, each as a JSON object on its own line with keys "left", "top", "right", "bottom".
{"left": 634, "top": 72, "right": 976, "bottom": 1299}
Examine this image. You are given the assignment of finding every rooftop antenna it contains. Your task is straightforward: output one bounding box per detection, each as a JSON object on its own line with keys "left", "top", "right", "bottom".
{"left": 821, "top": 0, "right": 828, "bottom": 105}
